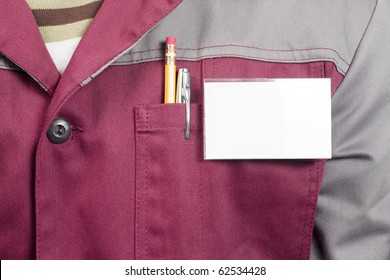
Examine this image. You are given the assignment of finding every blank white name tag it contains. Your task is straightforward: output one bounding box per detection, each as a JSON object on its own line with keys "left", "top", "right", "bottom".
{"left": 204, "top": 78, "right": 332, "bottom": 160}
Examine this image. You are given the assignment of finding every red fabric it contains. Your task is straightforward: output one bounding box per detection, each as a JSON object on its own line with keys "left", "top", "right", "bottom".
{"left": 0, "top": 71, "right": 49, "bottom": 259}
{"left": 135, "top": 103, "right": 324, "bottom": 259}
{"left": 0, "top": 57, "right": 342, "bottom": 259}
{"left": 0, "top": 1, "right": 60, "bottom": 93}
{"left": 0, "top": 0, "right": 345, "bottom": 260}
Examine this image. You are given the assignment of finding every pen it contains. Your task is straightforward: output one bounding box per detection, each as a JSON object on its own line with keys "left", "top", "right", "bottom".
{"left": 164, "top": 37, "right": 176, "bottom": 103}
{"left": 176, "top": 68, "right": 191, "bottom": 139}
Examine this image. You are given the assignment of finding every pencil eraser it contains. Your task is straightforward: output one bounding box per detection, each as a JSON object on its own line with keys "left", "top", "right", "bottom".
{"left": 166, "top": 37, "right": 176, "bottom": 45}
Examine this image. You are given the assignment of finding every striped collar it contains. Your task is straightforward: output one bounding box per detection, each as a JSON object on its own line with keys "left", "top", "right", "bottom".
{"left": 26, "top": 0, "right": 104, "bottom": 73}
{"left": 26, "top": 0, "right": 104, "bottom": 43}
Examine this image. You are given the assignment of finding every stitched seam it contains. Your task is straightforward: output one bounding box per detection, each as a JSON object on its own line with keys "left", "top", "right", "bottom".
{"left": 314, "top": 61, "right": 322, "bottom": 78}
{"left": 201, "top": 59, "right": 206, "bottom": 94}
{"left": 114, "top": 55, "right": 347, "bottom": 75}
{"left": 180, "top": 55, "right": 343, "bottom": 67}
{"left": 137, "top": 125, "right": 202, "bottom": 131}
{"left": 212, "top": 58, "right": 215, "bottom": 78}
{"left": 123, "top": 48, "right": 162, "bottom": 55}
{"left": 201, "top": 59, "right": 206, "bottom": 258}
{"left": 341, "top": 0, "right": 378, "bottom": 79}
{"left": 180, "top": 45, "right": 350, "bottom": 66}
{"left": 199, "top": 155, "right": 205, "bottom": 259}
{"left": 199, "top": 111, "right": 205, "bottom": 259}
{"left": 123, "top": 44, "right": 350, "bottom": 66}
{"left": 306, "top": 161, "right": 320, "bottom": 258}
{"left": 323, "top": 61, "right": 327, "bottom": 78}
{"left": 299, "top": 164, "right": 312, "bottom": 259}
{"left": 117, "top": 54, "right": 342, "bottom": 64}
{"left": 135, "top": 109, "right": 140, "bottom": 260}
{"left": 144, "top": 108, "right": 149, "bottom": 259}
{"left": 36, "top": 130, "right": 41, "bottom": 260}
{"left": 82, "top": 3, "right": 181, "bottom": 86}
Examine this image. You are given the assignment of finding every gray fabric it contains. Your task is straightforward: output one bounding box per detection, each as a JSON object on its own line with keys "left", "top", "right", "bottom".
{"left": 3, "top": 0, "right": 387, "bottom": 259}
{"left": 0, "top": 53, "right": 48, "bottom": 91}
{"left": 0, "top": 54, "right": 19, "bottom": 71}
{"left": 113, "top": 0, "right": 376, "bottom": 75}
{"left": 112, "top": 0, "right": 389, "bottom": 259}
{"left": 311, "top": 0, "right": 390, "bottom": 259}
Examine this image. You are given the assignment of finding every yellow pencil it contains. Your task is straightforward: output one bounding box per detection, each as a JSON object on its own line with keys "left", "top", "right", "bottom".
{"left": 164, "top": 37, "right": 176, "bottom": 103}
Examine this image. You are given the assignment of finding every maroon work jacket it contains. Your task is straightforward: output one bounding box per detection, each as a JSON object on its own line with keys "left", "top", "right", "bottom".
{"left": 3, "top": 0, "right": 380, "bottom": 260}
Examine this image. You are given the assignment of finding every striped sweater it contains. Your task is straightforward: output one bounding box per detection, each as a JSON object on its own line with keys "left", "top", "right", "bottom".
{"left": 26, "top": 0, "right": 103, "bottom": 74}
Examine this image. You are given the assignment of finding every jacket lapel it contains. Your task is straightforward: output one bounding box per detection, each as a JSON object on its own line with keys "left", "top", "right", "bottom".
{"left": 49, "top": 0, "right": 183, "bottom": 116}
{"left": 0, "top": 0, "right": 61, "bottom": 94}
{"left": 1, "top": 0, "right": 183, "bottom": 126}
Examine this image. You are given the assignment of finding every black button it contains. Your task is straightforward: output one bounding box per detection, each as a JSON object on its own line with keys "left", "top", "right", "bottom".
{"left": 47, "top": 118, "right": 71, "bottom": 144}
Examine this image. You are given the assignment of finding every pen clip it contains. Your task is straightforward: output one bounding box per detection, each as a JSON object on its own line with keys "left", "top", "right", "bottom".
{"left": 176, "top": 68, "right": 191, "bottom": 140}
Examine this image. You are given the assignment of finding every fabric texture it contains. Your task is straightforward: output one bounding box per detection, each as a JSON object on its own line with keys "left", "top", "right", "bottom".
{"left": 311, "top": 0, "right": 390, "bottom": 259}
{"left": 25, "top": 0, "right": 103, "bottom": 73}
{"left": 0, "top": 0, "right": 388, "bottom": 260}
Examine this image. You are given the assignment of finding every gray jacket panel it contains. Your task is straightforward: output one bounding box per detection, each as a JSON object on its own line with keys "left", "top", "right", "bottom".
{"left": 312, "top": 0, "right": 390, "bottom": 259}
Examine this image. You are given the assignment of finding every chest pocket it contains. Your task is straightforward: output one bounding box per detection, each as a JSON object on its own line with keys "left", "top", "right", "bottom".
{"left": 133, "top": 58, "right": 335, "bottom": 260}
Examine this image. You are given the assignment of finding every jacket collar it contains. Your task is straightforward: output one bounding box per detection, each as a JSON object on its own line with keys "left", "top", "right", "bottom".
{"left": 0, "top": 0, "right": 183, "bottom": 99}
{"left": 0, "top": 0, "right": 61, "bottom": 93}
